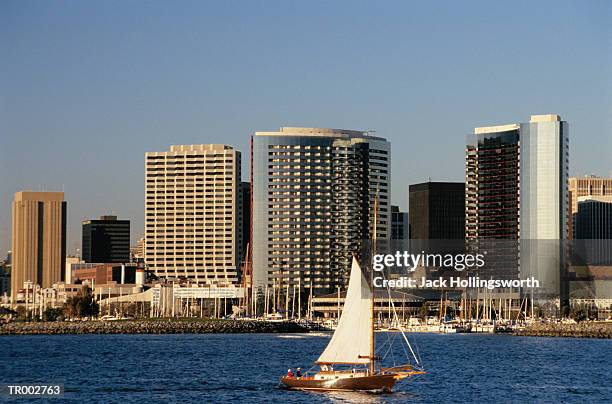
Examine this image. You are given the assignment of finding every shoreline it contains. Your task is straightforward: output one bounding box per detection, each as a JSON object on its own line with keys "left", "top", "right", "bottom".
{"left": 512, "top": 321, "right": 612, "bottom": 339}
{"left": 0, "top": 318, "right": 309, "bottom": 335}
{"left": 2, "top": 319, "right": 611, "bottom": 339}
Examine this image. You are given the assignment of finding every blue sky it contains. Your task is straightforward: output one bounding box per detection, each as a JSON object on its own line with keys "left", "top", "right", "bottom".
{"left": 1, "top": 0, "right": 611, "bottom": 254}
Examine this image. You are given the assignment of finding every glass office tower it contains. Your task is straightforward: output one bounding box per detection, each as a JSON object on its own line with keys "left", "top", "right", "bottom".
{"left": 251, "top": 127, "right": 390, "bottom": 295}
{"left": 465, "top": 115, "right": 569, "bottom": 298}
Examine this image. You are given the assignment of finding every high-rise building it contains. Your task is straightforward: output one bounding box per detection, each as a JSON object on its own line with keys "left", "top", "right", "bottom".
{"left": 574, "top": 198, "right": 612, "bottom": 239}
{"left": 145, "top": 144, "right": 241, "bottom": 285}
{"left": 130, "top": 237, "right": 145, "bottom": 262}
{"left": 573, "top": 198, "right": 612, "bottom": 266}
{"left": 574, "top": 196, "right": 612, "bottom": 240}
{"left": 238, "top": 182, "right": 251, "bottom": 263}
{"left": 408, "top": 182, "right": 464, "bottom": 240}
{"left": 251, "top": 127, "right": 390, "bottom": 294}
{"left": 466, "top": 114, "right": 569, "bottom": 241}
{"left": 391, "top": 206, "right": 408, "bottom": 240}
{"left": 568, "top": 176, "right": 612, "bottom": 239}
{"left": 11, "top": 191, "right": 66, "bottom": 303}
{"left": 465, "top": 114, "right": 569, "bottom": 294}
{"left": 82, "top": 215, "right": 130, "bottom": 263}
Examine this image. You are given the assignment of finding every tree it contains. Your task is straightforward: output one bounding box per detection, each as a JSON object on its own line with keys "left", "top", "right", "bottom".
{"left": 569, "top": 305, "right": 588, "bottom": 323}
{"left": 418, "top": 302, "right": 430, "bottom": 321}
{"left": 15, "top": 306, "right": 27, "bottom": 321}
{"left": 43, "top": 307, "right": 63, "bottom": 322}
{"left": 561, "top": 305, "right": 570, "bottom": 318}
{"left": 62, "top": 285, "right": 99, "bottom": 319}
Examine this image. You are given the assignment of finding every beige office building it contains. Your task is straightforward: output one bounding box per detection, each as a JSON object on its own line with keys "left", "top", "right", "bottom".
{"left": 145, "top": 145, "right": 241, "bottom": 285}
{"left": 11, "top": 191, "right": 67, "bottom": 303}
{"left": 568, "top": 176, "right": 612, "bottom": 238}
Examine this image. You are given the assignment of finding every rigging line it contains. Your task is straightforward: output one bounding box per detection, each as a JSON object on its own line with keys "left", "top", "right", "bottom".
{"left": 378, "top": 266, "right": 422, "bottom": 367}
{"left": 378, "top": 328, "right": 399, "bottom": 359}
{"left": 389, "top": 330, "right": 398, "bottom": 366}
{"left": 375, "top": 331, "right": 394, "bottom": 354}
{"left": 415, "top": 337, "right": 424, "bottom": 369}
{"left": 382, "top": 336, "right": 394, "bottom": 360}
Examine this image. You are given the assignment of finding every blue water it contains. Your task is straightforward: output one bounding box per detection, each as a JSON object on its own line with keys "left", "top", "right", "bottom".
{"left": 1, "top": 332, "right": 610, "bottom": 403}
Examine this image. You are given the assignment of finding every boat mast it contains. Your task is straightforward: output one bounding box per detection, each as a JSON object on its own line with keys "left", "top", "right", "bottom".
{"left": 370, "top": 193, "right": 378, "bottom": 375}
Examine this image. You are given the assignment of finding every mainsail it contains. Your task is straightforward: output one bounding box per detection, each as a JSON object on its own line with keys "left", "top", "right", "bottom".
{"left": 317, "top": 256, "right": 372, "bottom": 364}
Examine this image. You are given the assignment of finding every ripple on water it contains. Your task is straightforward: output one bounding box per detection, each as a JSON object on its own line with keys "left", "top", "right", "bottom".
{"left": 1, "top": 333, "right": 610, "bottom": 403}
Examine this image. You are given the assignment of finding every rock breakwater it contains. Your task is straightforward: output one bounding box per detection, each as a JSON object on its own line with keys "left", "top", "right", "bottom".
{"left": 513, "top": 321, "right": 612, "bottom": 339}
{"left": 0, "top": 319, "right": 308, "bottom": 335}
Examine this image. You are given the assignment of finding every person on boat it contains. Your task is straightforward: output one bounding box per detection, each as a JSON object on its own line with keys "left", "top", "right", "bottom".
{"left": 286, "top": 369, "right": 293, "bottom": 378}
{"left": 296, "top": 368, "right": 302, "bottom": 378}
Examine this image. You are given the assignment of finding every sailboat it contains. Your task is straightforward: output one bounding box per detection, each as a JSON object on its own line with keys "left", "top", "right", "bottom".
{"left": 280, "top": 255, "right": 425, "bottom": 392}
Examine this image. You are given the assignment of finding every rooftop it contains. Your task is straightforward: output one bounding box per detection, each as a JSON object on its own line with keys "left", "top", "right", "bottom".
{"left": 14, "top": 191, "right": 64, "bottom": 202}
{"left": 255, "top": 127, "right": 382, "bottom": 139}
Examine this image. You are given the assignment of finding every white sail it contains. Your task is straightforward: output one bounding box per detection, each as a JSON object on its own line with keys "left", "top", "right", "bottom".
{"left": 317, "top": 256, "right": 372, "bottom": 364}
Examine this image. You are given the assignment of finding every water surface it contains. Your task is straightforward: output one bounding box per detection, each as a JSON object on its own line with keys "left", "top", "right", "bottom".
{"left": 1, "top": 332, "right": 610, "bottom": 402}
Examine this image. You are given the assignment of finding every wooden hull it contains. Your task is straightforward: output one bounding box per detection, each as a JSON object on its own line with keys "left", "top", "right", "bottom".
{"left": 280, "top": 374, "right": 397, "bottom": 392}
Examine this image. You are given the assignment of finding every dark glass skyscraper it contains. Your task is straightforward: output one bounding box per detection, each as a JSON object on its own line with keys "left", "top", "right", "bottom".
{"left": 82, "top": 216, "right": 130, "bottom": 263}
{"left": 408, "top": 182, "right": 465, "bottom": 240}
{"left": 465, "top": 114, "right": 569, "bottom": 297}
{"left": 574, "top": 199, "right": 612, "bottom": 265}
{"left": 391, "top": 205, "right": 408, "bottom": 240}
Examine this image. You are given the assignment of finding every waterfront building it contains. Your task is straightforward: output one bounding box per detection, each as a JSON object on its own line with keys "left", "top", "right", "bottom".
{"left": 391, "top": 206, "right": 408, "bottom": 240}
{"left": 82, "top": 215, "right": 130, "bottom": 263}
{"left": 239, "top": 182, "right": 250, "bottom": 263}
{"left": 465, "top": 114, "right": 569, "bottom": 295}
{"left": 145, "top": 144, "right": 241, "bottom": 285}
{"left": 11, "top": 191, "right": 67, "bottom": 304}
{"left": 574, "top": 198, "right": 612, "bottom": 240}
{"left": 408, "top": 182, "right": 464, "bottom": 240}
{"left": 130, "top": 237, "right": 145, "bottom": 262}
{"left": 64, "top": 256, "right": 81, "bottom": 284}
{"left": 71, "top": 262, "right": 139, "bottom": 285}
{"left": 251, "top": 127, "right": 390, "bottom": 294}
{"left": 0, "top": 265, "right": 9, "bottom": 302}
{"left": 568, "top": 176, "right": 612, "bottom": 239}
{"left": 573, "top": 198, "right": 612, "bottom": 265}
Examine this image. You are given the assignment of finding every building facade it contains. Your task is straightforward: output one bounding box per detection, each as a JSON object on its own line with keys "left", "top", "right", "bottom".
{"left": 574, "top": 198, "right": 612, "bottom": 239}
{"left": 11, "top": 191, "right": 67, "bottom": 303}
{"left": 145, "top": 144, "right": 241, "bottom": 285}
{"left": 391, "top": 206, "right": 409, "bottom": 240}
{"left": 465, "top": 115, "right": 569, "bottom": 295}
{"left": 238, "top": 182, "right": 251, "bottom": 265}
{"left": 573, "top": 198, "right": 612, "bottom": 266}
{"left": 568, "top": 176, "right": 612, "bottom": 239}
{"left": 251, "top": 127, "right": 390, "bottom": 294}
{"left": 82, "top": 215, "right": 130, "bottom": 263}
{"left": 130, "top": 237, "right": 145, "bottom": 262}
{"left": 408, "top": 182, "right": 464, "bottom": 240}
{"left": 72, "top": 263, "right": 138, "bottom": 285}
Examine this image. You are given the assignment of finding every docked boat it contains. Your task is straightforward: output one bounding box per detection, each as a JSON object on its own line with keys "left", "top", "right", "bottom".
{"left": 280, "top": 256, "right": 425, "bottom": 392}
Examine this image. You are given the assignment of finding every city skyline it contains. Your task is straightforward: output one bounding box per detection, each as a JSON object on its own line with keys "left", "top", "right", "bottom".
{"left": 1, "top": 1, "right": 611, "bottom": 254}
